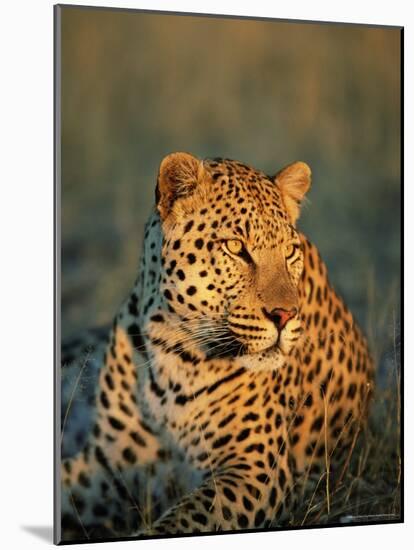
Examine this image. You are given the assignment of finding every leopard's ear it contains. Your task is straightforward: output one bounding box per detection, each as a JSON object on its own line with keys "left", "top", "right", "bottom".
{"left": 156, "top": 152, "right": 204, "bottom": 219}
{"left": 274, "top": 161, "right": 311, "bottom": 224}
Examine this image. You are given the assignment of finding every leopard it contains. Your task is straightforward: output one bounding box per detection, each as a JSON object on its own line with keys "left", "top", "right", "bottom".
{"left": 59, "top": 152, "right": 374, "bottom": 541}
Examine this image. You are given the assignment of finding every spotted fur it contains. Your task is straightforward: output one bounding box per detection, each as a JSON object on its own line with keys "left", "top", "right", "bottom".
{"left": 60, "top": 153, "right": 373, "bottom": 540}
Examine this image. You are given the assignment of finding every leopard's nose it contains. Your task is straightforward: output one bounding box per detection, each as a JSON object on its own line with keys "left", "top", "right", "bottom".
{"left": 264, "top": 307, "right": 298, "bottom": 331}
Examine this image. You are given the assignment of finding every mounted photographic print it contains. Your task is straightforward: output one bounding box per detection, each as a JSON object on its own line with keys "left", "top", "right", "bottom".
{"left": 54, "top": 4, "right": 403, "bottom": 544}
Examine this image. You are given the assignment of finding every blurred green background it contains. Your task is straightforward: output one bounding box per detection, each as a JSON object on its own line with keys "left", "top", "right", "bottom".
{"left": 60, "top": 7, "right": 401, "bottom": 379}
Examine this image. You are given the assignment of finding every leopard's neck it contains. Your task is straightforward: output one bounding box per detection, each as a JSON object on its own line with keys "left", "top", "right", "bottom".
{"left": 110, "top": 211, "right": 238, "bottom": 402}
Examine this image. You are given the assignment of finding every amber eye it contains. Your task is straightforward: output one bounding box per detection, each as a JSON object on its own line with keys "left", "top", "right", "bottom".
{"left": 226, "top": 239, "right": 243, "bottom": 255}
{"left": 285, "top": 244, "right": 297, "bottom": 260}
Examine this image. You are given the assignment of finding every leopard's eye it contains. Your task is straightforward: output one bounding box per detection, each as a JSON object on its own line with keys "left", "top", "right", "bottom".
{"left": 222, "top": 239, "right": 253, "bottom": 264}
{"left": 285, "top": 243, "right": 297, "bottom": 260}
{"left": 226, "top": 239, "right": 243, "bottom": 255}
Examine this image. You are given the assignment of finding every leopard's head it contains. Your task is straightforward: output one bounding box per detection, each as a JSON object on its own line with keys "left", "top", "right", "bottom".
{"left": 153, "top": 152, "right": 311, "bottom": 369}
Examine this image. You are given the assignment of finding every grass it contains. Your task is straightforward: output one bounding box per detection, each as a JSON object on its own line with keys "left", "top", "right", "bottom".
{"left": 291, "top": 374, "right": 401, "bottom": 527}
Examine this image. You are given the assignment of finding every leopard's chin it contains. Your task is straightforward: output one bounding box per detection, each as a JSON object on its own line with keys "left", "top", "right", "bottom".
{"left": 238, "top": 346, "right": 288, "bottom": 371}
